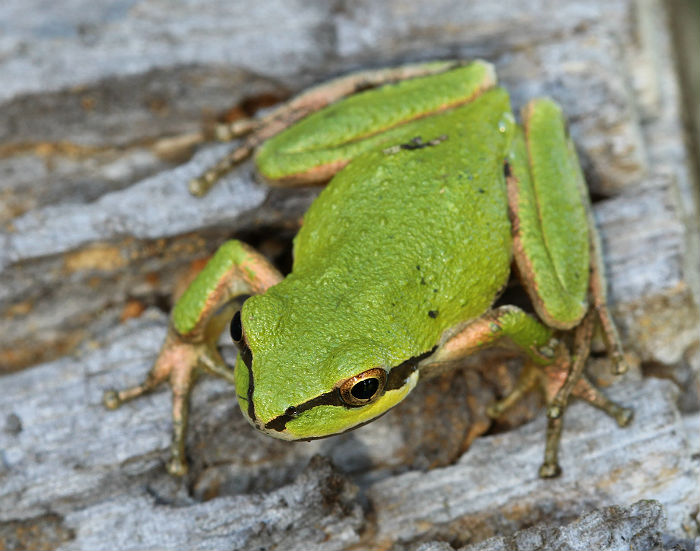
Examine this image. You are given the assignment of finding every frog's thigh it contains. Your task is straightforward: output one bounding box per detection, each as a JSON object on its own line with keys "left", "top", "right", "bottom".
{"left": 506, "top": 99, "right": 589, "bottom": 330}
{"left": 425, "top": 305, "right": 556, "bottom": 369}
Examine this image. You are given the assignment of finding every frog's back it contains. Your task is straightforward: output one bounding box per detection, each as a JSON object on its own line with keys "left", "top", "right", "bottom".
{"left": 284, "top": 88, "right": 514, "bottom": 358}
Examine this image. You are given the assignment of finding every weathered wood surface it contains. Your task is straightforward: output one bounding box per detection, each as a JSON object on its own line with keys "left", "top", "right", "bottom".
{"left": 421, "top": 500, "right": 670, "bottom": 551}
{"left": 1, "top": 0, "right": 699, "bottom": 549}
{"left": 1, "top": 322, "right": 697, "bottom": 549}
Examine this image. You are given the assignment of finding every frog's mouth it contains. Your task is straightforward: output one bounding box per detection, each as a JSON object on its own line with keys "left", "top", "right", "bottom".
{"left": 259, "top": 370, "right": 421, "bottom": 441}
{"left": 262, "top": 387, "right": 352, "bottom": 433}
{"left": 251, "top": 347, "right": 436, "bottom": 440}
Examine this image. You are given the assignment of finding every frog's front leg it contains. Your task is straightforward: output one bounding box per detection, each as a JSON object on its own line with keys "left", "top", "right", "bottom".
{"left": 420, "top": 305, "right": 631, "bottom": 477}
{"left": 103, "top": 240, "right": 282, "bottom": 475}
{"left": 426, "top": 305, "right": 557, "bottom": 366}
{"left": 419, "top": 305, "right": 570, "bottom": 476}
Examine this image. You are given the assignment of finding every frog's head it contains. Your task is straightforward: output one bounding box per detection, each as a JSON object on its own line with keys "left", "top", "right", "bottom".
{"left": 230, "top": 293, "right": 420, "bottom": 440}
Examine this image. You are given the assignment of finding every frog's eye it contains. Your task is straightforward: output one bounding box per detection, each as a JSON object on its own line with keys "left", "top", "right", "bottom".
{"left": 230, "top": 310, "right": 252, "bottom": 368}
{"left": 339, "top": 368, "right": 387, "bottom": 406}
{"left": 230, "top": 310, "right": 243, "bottom": 343}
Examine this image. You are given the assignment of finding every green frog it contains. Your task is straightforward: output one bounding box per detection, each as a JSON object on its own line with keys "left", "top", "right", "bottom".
{"left": 104, "top": 60, "right": 632, "bottom": 477}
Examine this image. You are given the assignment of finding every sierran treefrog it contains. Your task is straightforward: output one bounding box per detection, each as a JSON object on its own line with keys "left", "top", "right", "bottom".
{"left": 104, "top": 60, "right": 632, "bottom": 477}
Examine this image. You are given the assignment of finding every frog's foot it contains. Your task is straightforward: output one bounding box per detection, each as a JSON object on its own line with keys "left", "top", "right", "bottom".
{"left": 103, "top": 328, "right": 230, "bottom": 476}
{"left": 539, "top": 361, "right": 632, "bottom": 478}
{"left": 569, "top": 374, "right": 634, "bottom": 427}
{"left": 487, "top": 340, "right": 632, "bottom": 478}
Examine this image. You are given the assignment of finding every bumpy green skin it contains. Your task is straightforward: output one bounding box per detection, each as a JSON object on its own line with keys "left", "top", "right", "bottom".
{"left": 255, "top": 62, "right": 494, "bottom": 181}
{"left": 172, "top": 240, "right": 251, "bottom": 335}
{"left": 242, "top": 88, "right": 515, "bottom": 431}
{"left": 508, "top": 100, "right": 589, "bottom": 328}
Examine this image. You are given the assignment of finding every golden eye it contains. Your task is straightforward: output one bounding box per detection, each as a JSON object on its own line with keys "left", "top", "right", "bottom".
{"left": 339, "top": 368, "right": 386, "bottom": 406}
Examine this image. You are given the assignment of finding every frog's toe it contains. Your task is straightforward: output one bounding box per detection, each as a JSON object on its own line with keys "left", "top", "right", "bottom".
{"left": 485, "top": 401, "right": 505, "bottom": 419}
{"left": 538, "top": 461, "right": 562, "bottom": 478}
{"left": 546, "top": 403, "right": 564, "bottom": 419}
{"left": 166, "top": 456, "right": 189, "bottom": 477}
{"left": 570, "top": 374, "right": 634, "bottom": 428}
{"left": 102, "top": 389, "right": 121, "bottom": 409}
{"left": 615, "top": 406, "right": 634, "bottom": 427}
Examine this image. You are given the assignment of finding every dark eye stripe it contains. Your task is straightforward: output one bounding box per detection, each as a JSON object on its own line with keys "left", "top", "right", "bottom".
{"left": 264, "top": 346, "right": 437, "bottom": 432}
{"left": 385, "top": 346, "right": 435, "bottom": 390}
{"left": 230, "top": 311, "right": 243, "bottom": 343}
{"left": 240, "top": 342, "right": 255, "bottom": 421}
{"left": 231, "top": 308, "right": 256, "bottom": 421}
{"left": 264, "top": 388, "right": 345, "bottom": 432}
{"left": 239, "top": 341, "right": 253, "bottom": 369}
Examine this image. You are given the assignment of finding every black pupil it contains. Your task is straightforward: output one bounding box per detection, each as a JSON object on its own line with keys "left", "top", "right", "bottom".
{"left": 230, "top": 311, "right": 242, "bottom": 342}
{"left": 351, "top": 378, "right": 379, "bottom": 400}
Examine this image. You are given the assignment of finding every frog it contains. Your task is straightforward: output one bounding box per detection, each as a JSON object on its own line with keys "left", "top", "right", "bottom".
{"left": 103, "top": 59, "right": 633, "bottom": 478}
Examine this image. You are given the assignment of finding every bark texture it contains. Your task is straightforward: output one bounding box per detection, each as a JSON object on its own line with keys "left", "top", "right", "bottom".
{"left": 1, "top": 0, "right": 698, "bottom": 549}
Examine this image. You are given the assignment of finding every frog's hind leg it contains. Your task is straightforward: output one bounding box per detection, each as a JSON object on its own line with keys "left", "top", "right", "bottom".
{"left": 512, "top": 97, "right": 628, "bottom": 377}
{"left": 585, "top": 190, "right": 628, "bottom": 376}
{"left": 539, "top": 311, "right": 632, "bottom": 477}
{"left": 217, "top": 61, "right": 467, "bottom": 142}
{"left": 530, "top": 363, "right": 633, "bottom": 478}
{"left": 500, "top": 97, "right": 632, "bottom": 475}
{"left": 540, "top": 310, "right": 632, "bottom": 477}
{"left": 538, "top": 311, "right": 595, "bottom": 478}
{"left": 190, "top": 60, "right": 483, "bottom": 195}
{"left": 551, "top": 303, "right": 632, "bottom": 429}
{"left": 571, "top": 375, "right": 634, "bottom": 426}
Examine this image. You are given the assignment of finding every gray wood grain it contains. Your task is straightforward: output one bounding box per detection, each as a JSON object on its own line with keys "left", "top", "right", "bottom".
{"left": 1, "top": 0, "right": 698, "bottom": 549}
{"left": 1, "top": 318, "right": 696, "bottom": 549}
